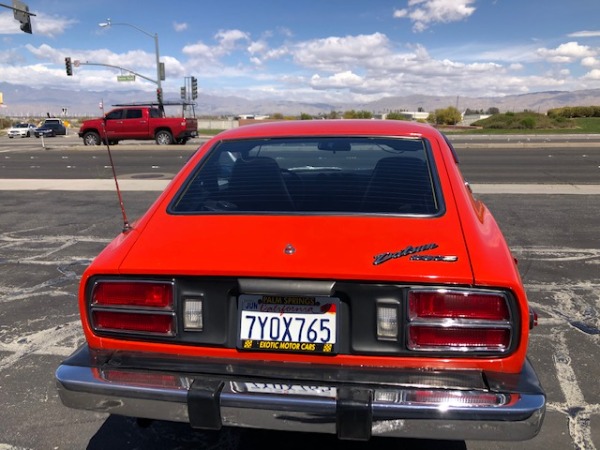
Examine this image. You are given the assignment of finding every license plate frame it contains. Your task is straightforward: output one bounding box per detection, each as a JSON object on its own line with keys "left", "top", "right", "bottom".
{"left": 237, "top": 294, "right": 339, "bottom": 354}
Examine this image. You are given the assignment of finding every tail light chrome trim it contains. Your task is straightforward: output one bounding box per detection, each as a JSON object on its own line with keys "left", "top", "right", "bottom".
{"left": 89, "top": 280, "right": 177, "bottom": 337}
{"left": 407, "top": 288, "right": 514, "bottom": 353}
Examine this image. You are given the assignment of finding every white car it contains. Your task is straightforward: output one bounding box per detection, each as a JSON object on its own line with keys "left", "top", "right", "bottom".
{"left": 8, "top": 123, "right": 36, "bottom": 138}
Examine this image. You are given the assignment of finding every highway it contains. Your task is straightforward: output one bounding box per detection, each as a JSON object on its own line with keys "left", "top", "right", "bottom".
{"left": 0, "top": 134, "right": 599, "bottom": 449}
{"left": 2, "top": 133, "right": 600, "bottom": 185}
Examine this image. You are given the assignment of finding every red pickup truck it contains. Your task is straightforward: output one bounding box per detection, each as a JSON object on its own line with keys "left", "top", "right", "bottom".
{"left": 78, "top": 105, "right": 198, "bottom": 145}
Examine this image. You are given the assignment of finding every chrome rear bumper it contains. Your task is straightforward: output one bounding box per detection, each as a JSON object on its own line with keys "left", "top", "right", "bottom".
{"left": 56, "top": 346, "right": 545, "bottom": 441}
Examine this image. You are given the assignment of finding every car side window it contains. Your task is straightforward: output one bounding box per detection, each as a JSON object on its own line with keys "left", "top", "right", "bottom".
{"left": 105, "top": 110, "right": 123, "bottom": 120}
{"left": 125, "top": 109, "right": 143, "bottom": 119}
{"left": 149, "top": 108, "right": 162, "bottom": 119}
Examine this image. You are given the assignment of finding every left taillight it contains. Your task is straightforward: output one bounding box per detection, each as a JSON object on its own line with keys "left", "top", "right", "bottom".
{"left": 89, "top": 280, "right": 176, "bottom": 336}
{"left": 407, "top": 289, "right": 513, "bottom": 353}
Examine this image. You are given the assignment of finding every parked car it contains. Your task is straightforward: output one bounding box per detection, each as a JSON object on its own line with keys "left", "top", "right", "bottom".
{"left": 78, "top": 105, "right": 198, "bottom": 145}
{"left": 7, "top": 122, "right": 36, "bottom": 138}
{"left": 55, "top": 120, "right": 545, "bottom": 442}
{"left": 34, "top": 118, "right": 67, "bottom": 137}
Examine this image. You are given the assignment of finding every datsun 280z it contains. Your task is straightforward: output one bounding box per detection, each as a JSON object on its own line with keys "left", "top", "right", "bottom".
{"left": 56, "top": 119, "right": 545, "bottom": 442}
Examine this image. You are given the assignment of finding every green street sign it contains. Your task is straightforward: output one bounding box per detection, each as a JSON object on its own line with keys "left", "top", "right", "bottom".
{"left": 117, "top": 75, "right": 136, "bottom": 82}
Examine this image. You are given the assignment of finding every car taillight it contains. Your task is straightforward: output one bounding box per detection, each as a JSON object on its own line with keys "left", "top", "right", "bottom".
{"left": 90, "top": 280, "right": 176, "bottom": 336}
{"left": 92, "top": 311, "right": 174, "bottom": 334}
{"left": 407, "top": 289, "right": 513, "bottom": 353}
{"left": 92, "top": 281, "right": 173, "bottom": 308}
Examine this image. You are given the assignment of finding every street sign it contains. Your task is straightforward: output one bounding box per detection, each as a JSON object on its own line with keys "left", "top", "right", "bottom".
{"left": 117, "top": 75, "right": 136, "bottom": 82}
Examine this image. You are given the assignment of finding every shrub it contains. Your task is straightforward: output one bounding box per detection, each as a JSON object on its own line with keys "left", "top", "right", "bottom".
{"left": 430, "top": 106, "right": 462, "bottom": 125}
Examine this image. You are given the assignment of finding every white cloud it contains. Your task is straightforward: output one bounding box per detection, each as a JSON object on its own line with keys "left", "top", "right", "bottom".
{"left": 182, "top": 29, "right": 251, "bottom": 65}
{"left": 247, "top": 39, "right": 289, "bottom": 65}
{"left": 310, "top": 71, "right": 364, "bottom": 89}
{"left": 215, "top": 29, "right": 250, "bottom": 51}
{"left": 581, "top": 56, "right": 599, "bottom": 68}
{"left": 582, "top": 69, "right": 600, "bottom": 80}
{"left": 536, "top": 42, "right": 596, "bottom": 64}
{"left": 393, "top": 0, "right": 476, "bottom": 32}
{"left": 294, "top": 33, "right": 390, "bottom": 71}
{"left": 173, "top": 22, "right": 188, "bottom": 32}
{"left": 567, "top": 30, "right": 600, "bottom": 38}
{"left": 248, "top": 40, "right": 268, "bottom": 55}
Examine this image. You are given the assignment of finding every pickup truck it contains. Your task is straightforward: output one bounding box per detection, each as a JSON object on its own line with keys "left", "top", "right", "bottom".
{"left": 78, "top": 106, "right": 198, "bottom": 145}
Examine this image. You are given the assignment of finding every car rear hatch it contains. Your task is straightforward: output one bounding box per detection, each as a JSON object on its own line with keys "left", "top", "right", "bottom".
{"left": 117, "top": 213, "right": 473, "bottom": 284}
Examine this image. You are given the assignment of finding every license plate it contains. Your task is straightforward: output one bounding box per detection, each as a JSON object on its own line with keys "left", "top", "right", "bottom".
{"left": 237, "top": 295, "right": 338, "bottom": 354}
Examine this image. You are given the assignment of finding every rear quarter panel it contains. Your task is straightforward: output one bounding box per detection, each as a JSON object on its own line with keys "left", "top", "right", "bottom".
{"left": 431, "top": 134, "right": 531, "bottom": 370}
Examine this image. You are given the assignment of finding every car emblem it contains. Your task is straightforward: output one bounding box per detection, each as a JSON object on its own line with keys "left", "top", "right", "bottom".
{"left": 373, "top": 243, "right": 458, "bottom": 265}
{"left": 410, "top": 255, "right": 459, "bottom": 262}
{"left": 284, "top": 244, "right": 296, "bottom": 255}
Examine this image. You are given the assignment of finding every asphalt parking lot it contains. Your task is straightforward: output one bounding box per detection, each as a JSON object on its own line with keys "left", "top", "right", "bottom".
{"left": 0, "top": 139, "right": 599, "bottom": 449}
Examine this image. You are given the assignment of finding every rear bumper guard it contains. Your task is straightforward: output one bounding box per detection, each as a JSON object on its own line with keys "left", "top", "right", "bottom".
{"left": 55, "top": 346, "right": 545, "bottom": 441}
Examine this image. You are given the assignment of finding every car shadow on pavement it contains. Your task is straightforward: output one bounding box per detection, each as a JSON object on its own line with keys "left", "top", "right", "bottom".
{"left": 86, "top": 416, "right": 467, "bottom": 450}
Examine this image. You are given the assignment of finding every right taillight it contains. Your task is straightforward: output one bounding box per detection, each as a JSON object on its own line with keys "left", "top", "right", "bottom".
{"left": 407, "top": 289, "right": 513, "bottom": 353}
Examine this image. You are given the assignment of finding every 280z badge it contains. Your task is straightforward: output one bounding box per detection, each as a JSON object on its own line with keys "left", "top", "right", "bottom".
{"left": 373, "top": 243, "right": 458, "bottom": 265}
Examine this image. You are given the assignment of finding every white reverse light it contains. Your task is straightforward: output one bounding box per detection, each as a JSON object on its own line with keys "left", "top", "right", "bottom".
{"left": 183, "top": 298, "right": 204, "bottom": 331}
{"left": 377, "top": 300, "right": 399, "bottom": 340}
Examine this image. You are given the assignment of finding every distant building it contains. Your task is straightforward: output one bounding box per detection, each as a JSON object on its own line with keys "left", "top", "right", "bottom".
{"left": 234, "top": 114, "right": 270, "bottom": 120}
{"left": 460, "top": 114, "right": 491, "bottom": 126}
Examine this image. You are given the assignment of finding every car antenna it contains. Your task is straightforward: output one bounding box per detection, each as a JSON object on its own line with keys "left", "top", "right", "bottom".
{"left": 100, "top": 101, "right": 131, "bottom": 233}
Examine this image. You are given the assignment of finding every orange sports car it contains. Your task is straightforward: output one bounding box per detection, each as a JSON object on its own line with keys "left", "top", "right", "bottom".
{"left": 56, "top": 119, "right": 545, "bottom": 441}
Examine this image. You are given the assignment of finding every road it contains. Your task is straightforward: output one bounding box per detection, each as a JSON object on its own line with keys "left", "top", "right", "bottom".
{"left": 2, "top": 133, "right": 600, "bottom": 184}
{"left": 0, "top": 135, "right": 599, "bottom": 449}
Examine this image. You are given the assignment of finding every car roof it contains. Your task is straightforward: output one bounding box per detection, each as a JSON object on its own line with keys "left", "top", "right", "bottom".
{"left": 214, "top": 119, "right": 440, "bottom": 141}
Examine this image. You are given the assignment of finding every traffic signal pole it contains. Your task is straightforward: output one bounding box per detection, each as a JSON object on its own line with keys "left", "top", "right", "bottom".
{"left": 64, "top": 60, "right": 159, "bottom": 85}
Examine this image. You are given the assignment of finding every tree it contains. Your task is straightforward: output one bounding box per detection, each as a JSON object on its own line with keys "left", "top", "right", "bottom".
{"left": 343, "top": 110, "right": 373, "bottom": 119}
{"left": 430, "top": 106, "right": 462, "bottom": 125}
{"left": 386, "top": 112, "right": 407, "bottom": 120}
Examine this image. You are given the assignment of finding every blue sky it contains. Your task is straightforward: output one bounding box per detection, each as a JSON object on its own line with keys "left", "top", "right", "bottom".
{"left": 2, "top": 0, "right": 600, "bottom": 104}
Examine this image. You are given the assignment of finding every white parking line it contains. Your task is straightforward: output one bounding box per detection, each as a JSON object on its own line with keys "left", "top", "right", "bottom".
{"left": 0, "top": 179, "right": 170, "bottom": 191}
{"left": 0, "top": 320, "right": 83, "bottom": 371}
{"left": 0, "top": 179, "right": 600, "bottom": 194}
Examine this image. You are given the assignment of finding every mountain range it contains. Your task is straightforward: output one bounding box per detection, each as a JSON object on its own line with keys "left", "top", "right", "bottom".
{"left": 2, "top": 82, "right": 600, "bottom": 118}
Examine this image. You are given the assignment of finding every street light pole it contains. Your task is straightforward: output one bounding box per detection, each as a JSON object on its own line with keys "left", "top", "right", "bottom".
{"left": 98, "top": 18, "right": 162, "bottom": 106}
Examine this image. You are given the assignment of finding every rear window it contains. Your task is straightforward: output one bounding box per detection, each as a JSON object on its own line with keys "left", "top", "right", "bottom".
{"left": 170, "top": 137, "right": 442, "bottom": 215}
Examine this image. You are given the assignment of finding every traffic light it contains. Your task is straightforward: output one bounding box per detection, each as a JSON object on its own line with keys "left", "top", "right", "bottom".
{"left": 180, "top": 86, "right": 186, "bottom": 100}
{"left": 191, "top": 77, "right": 198, "bottom": 99}
{"left": 65, "top": 57, "right": 73, "bottom": 76}
{"left": 12, "top": 0, "right": 32, "bottom": 34}
{"left": 157, "top": 88, "right": 163, "bottom": 103}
